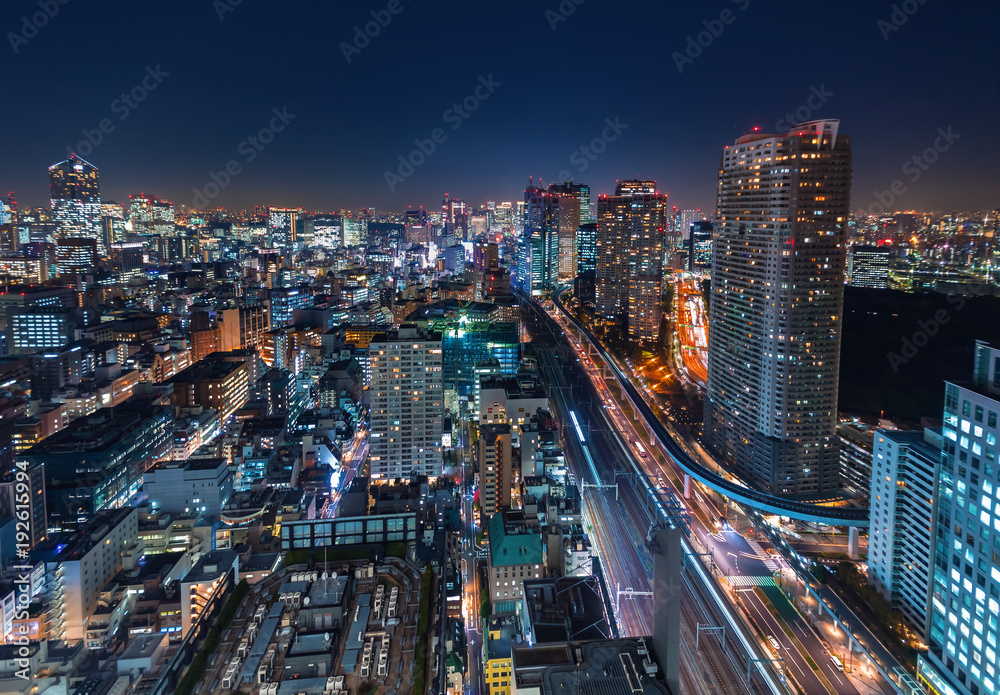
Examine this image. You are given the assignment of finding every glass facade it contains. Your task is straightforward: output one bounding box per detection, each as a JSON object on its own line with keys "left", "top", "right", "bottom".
{"left": 925, "top": 341, "right": 1000, "bottom": 695}
{"left": 442, "top": 321, "right": 518, "bottom": 394}
{"left": 49, "top": 155, "right": 102, "bottom": 253}
{"left": 280, "top": 514, "right": 418, "bottom": 548}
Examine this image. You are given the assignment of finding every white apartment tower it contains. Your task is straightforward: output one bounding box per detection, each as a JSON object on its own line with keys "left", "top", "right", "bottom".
{"left": 704, "top": 120, "right": 851, "bottom": 496}
{"left": 369, "top": 325, "right": 444, "bottom": 480}
{"left": 869, "top": 427, "right": 943, "bottom": 637}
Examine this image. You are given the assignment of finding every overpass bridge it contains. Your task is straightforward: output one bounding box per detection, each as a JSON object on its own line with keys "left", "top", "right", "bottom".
{"left": 535, "top": 288, "right": 869, "bottom": 528}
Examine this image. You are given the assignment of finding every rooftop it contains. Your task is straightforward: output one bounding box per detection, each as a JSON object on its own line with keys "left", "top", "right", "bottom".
{"left": 183, "top": 549, "right": 237, "bottom": 584}
{"left": 512, "top": 638, "right": 671, "bottom": 695}
{"left": 522, "top": 576, "right": 612, "bottom": 644}
{"left": 488, "top": 510, "right": 543, "bottom": 567}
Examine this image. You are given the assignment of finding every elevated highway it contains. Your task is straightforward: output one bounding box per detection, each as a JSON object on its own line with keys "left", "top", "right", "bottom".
{"left": 538, "top": 289, "right": 869, "bottom": 528}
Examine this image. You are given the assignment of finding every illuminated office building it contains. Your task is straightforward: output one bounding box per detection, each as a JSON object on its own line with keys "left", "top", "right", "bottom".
{"left": 688, "top": 220, "right": 713, "bottom": 271}
{"left": 0, "top": 194, "right": 17, "bottom": 253}
{"left": 920, "top": 340, "right": 1000, "bottom": 695}
{"left": 109, "top": 241, "right": 144, "bottom": 282}
{"left": 547, "top": 182, "right": 590, "bottom": 281}
{"left": 595, "top": 180, "right": 666, "bottom": 342}
{"left": 129, "top": 194, "right": 175, "bottom": 237}
{"left": 848, "top": 245, "right": 890, "bottom": 289}
{"left": 574, "top": 222, "right": 598, "bottom": 305}
{"left": 869, "top": 427, "right": 943, "bottom": 637}
{"left": 268, "top": 286, "right": 311, "bottom": 328}
{"left": 704, "top": 120, "right": 851, "bottom": 496}
{"left": 7, "top": 307, "right": 77, "bottom": 354}
{"left": 519, "top": 182, "right": 561, "bottom": 295}
{"left": 169, "top": 355, "right": 250, "bottom": 427}
{"left": 268, "top": 207, "right": 299, "bottom": 247}
{"left": 49, "top": 154, "right": 102, "bottom": 253}
{"left": 57, "top": 238, "right": 98, "bottom": 276}
{"left": 0, "top": 256, "right": 48, "bottom": 285}
{"left": 101, "top": 201, "right": 127, "bottom": 247}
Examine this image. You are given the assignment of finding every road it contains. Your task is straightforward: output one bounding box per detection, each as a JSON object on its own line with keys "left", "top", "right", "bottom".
{"left": 672, "top": 274, "right": 708, "bottom": 385}
{"left": 524, "top": 306, "right": 769, "bottom": 694}
{"left": 321, "top": 427, "right": 367, "bottom": 519}
{"left": 535, "top": 295, "right": 858, "bottom": 695}
{"left": 460, "top": 490, "right": 484, "bottom": 695}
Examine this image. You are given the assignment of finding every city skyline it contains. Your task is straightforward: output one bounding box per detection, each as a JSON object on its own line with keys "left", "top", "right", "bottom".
{"left": 1, "top": 1, "right": 997, "bottom": 213}
{"left": 2, "top": 3, "right": 999, "bottom": 695}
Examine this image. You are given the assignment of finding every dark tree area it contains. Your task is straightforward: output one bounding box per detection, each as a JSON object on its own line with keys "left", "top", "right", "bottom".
{"left": 839, "top": 286, "right": 1000, "bottom": 423}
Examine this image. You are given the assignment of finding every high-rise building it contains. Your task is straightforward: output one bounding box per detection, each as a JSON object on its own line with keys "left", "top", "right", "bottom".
{"left": 837, "top": 421, "right": 875, "bottom": 504}
{"left": 704, "top": 120, "right": 851, "bottom": 496}
{"left": 129, "top": 194, "right": 175, "bottom": 237}
{"left": 369, "top": 325, "right": 444, "bottom": 481}
{"left": 217, "top": 305, "right": 271, "bottom": 350}
{"left": 574, "top": 221, "right": 598, "bottom": 305}
{"left": 268, "top": 207, "right": 299, "bottom": 247}
{"left": 268, "top": 286, "right": 311, "bottom": 328}
{"left": 520, "top": 182, "right": 561, "bottom": 295}
{"left": 0, "top": 459, "right": 46, "bottom": 548}
{"left": 49, "top": 154, "right": 102, "bottom": 253}
{"left": 920, "top": 340, "right": 1000, "bottom": 695}
{"left": 0, "top": 193, "right": 17, "bottom": 254}
{"left": 109, "top": 241, "right": 144, "bottom": 282}
{"left": 342, "top": 216, "right": 366, "bottom": 247}
{"left": 847, "top": 245, "right": 890, "bottom": 289}
{"left": 688, "top": 220, "right": 714, "bottom": 272}
{"left": 678, "top": 209, "right": 700, "bottom": 240}
{"left": 547, "top": 182, "right": 590, "bottom": 281}
{"left": 100, "top": 201, "right": 127, "bottom": 247}
{"left": 869, "top": 427, "right": 943, "bottom": 637}
{"left": 595, "top": 180, "right": 666, "bottom": 342}
{"left": 478, "top": 423, "right": 512, "bottom": 522}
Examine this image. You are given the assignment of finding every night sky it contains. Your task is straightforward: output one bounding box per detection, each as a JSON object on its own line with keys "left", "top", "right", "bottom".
{"left": 2, "top": 0, "right": 996, "bottom": 213}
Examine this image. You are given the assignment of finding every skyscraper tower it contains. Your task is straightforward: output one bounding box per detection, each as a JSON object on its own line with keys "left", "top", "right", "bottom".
{"left": 547, "top": 181, "right": 590, "bottom": 282}
{"left": 595, "top": 180, "right": 666, "bottom": 342}
{"left": 49, "top": 154, "right": 102, "bottom": 254}
{"left": 704, "top": 120, "right": 851, "bottom": 496}
{"left": 520, "top": 181, "right": 561, "bottom": 295}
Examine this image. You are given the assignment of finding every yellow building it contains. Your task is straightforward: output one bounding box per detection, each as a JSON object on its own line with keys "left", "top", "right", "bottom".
{"left": 485, "top": 616, "right": 516, "bottom": 695}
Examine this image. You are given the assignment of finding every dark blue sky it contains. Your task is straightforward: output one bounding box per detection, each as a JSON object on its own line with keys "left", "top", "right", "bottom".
{"left": 2, "top": 0, "right": 996, "bottom": 213}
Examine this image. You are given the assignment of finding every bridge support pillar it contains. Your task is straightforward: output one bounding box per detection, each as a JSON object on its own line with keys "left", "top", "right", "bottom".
{"left": 848, "top": 527, "right": 860, "bottom": 560}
